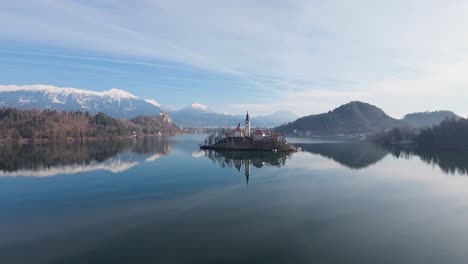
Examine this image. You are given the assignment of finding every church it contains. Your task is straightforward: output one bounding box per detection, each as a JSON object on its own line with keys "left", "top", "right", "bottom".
{"left": 232, "top": 111, "right": 267, "bottom": 142}
{"left": 201, "top": 111, "right": 295, "bottom": 151}
{"left": 233, "top": 111, "right": 251, "bottom": 138}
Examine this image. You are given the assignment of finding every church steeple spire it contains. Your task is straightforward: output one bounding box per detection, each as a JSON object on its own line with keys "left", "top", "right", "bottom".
{"left": 244, "top": 110, "right": 251, "bottom": 137}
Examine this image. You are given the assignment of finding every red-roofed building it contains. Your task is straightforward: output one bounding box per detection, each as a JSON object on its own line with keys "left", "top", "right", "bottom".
{"left": 253, "top": 129, "right": 265, "bottom": 141}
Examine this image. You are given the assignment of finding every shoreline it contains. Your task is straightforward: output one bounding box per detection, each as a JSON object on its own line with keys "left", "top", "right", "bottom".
{"left": 0, "top": 133, "right": 185, "bottom": 146}
{"left": 200, "top": 142, "right": 298, "bottom": 152}
{"left": 371, "top": 140, "right": 468, "bottom": 151}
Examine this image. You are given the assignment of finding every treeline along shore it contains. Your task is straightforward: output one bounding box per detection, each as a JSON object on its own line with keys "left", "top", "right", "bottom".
{"left": 370, "top": 117, "right": 468, "bottom": 149}
{"left": 0, "top": 108, "right": 183, "bottom": 144}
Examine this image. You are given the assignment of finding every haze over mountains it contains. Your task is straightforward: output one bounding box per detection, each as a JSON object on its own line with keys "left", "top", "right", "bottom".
{"left": 0, "top": 85, "right": 297, "bottom": 128}
{"left": 171, "top": 104, "right": 298, "bottom": 128}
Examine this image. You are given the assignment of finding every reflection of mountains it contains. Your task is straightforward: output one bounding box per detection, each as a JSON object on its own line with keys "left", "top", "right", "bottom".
{"left": 204, "top": 150, "right": 293, "bottom": 183}
{"left": 298, "top": 142, "right": 468, "bottom": 176}
{"left": 0, "top": 137, "right": 171, "bottom": 177}
{"left": 297, "top": 143, "right": 388, "bottom": 169}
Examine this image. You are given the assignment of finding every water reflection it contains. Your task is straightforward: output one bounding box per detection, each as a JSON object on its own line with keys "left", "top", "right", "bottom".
{"left": 387, "top": 146, "right": 468, "bottom": 176}
{"left": 297, "top": 142, "right": 388, "bottom": 169}
{"left": 203, "top": 141, "right": 468, "bottom": 177}
{"left": 3, "top": 135, "right": 468, "bottom": 179}
{"left": 4, "top": 135, "right": 468, "bottom": 264}
{"left": 0, "top": 137, "right": 171, "bottom": 177}
{"left": 298, "top": 141, "right": 468, "bottom": 176}
{"left": 203, "top": 150, "right": 293, "bottom": 183}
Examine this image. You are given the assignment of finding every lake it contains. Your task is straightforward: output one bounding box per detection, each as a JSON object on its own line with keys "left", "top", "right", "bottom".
{"left": 2, "top": 134, "right": 468, "bottom": 263}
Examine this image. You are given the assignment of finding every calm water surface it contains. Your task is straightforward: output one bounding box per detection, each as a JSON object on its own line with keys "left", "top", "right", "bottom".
{"left": 2, "top": 135, "right": 468, "bottom": 263}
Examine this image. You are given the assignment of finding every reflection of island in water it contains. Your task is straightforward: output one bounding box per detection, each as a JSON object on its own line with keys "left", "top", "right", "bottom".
{"left": 203, "top": 150, "right": 293, "bottom": 183}
{"left": 298, "top": 142, "right": 468, "bottom": 176}
{"left": 0, "top": 137, "right": 172, "bottom": 177}
{"left": 204, "top": 142, "right": 468, "bottom": 179}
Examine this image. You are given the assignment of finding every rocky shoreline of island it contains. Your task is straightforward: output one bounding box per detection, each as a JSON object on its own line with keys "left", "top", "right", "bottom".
{"left": 200, "top": 137, "right": 298, "bottom": 152}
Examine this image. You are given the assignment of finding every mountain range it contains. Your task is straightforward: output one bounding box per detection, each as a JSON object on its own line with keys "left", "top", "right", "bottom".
{"left": 274, "top": 101, "right": 460, "bottom": 136}
{"left": 170, "top": 104, "right": 297, "bottom": 128}
{"left": 0, "top": 85, "right": 164, "bottom": 119}
{"left": 0, "top": 85, "right": 297, "bottom": 128}
{"left": 1, "top": 85, "right": 459, "bottom": 133}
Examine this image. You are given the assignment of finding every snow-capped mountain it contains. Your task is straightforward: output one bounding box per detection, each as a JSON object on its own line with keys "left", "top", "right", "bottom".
{"left": 175, "top": 103, "right": 214, "bottom": 114}
{"left": 0, "top": 85, "right": 164, "bottom": 118}
{"left": 0, "top": 85, "right": 298, "bottom": 127}
{"left": 189, "top": 103, "right": 213, "bottom": 113}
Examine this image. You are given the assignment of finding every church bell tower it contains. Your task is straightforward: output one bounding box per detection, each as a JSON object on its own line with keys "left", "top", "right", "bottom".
{"left": 245, "top": 111, "right": 250, "bottom": 137}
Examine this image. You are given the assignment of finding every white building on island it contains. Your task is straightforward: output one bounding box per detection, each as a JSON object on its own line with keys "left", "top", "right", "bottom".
{"left": 234, "top": 123, "right": 244, "bottom": 137}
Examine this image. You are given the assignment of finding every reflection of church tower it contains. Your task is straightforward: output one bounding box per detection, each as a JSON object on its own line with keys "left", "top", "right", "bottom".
{"left": 245, "top": 111, "right": 250, "bottom": 137}
{"left": 245, "top": 159, "right": 250, "bottom": 184}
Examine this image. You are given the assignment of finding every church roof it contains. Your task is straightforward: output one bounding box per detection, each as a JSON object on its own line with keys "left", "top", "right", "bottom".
{"left": 235, "top": 126, "right": 242, "bottom": 132}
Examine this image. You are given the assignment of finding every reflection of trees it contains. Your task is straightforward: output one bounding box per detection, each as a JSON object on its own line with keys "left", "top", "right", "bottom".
{"left": 386, "top": 146, "right": 468, "bottom": 176}
{"left": 298, "top": 142, "right": 388, "bottom": 169}
{"left": 296, "top": 142, "right": 468, "bottom": 176}
{"left": 0, "top": 137, "right": 171, "bottom": 173}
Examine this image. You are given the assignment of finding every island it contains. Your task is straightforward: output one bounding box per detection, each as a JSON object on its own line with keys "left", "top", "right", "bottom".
{"left": 200, "top": 111, "right": 297, "bottom": 152}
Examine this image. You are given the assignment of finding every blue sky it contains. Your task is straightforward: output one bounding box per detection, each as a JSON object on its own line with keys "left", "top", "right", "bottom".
{"left": 1, "top": 1, "right": 468, "bottom": 117}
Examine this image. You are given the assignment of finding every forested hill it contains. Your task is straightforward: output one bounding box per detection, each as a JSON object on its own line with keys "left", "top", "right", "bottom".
{"left": 0, "top": 108, "right": 182, "bottom": 143}
{"left": 274, "top": 101, "right": 398, "bottom": 135}
{"left": 416, "top": 117, "right": 468, "bottom": 148}
{"left": 402, "top": 111, "right": 460, "bottom": 128}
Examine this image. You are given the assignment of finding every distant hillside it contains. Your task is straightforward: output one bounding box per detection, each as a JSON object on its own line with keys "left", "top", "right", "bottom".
{"left": 274, "top": 101, "right": 398, "bottom": 135}
{"left": 170, "top": 104, "right": 297, "bottom": 128}
{"left": 402, "top": 111, "right": 460, "bottom": 128}
{"left": 253, "top": 111, "right": 299, "bottom": 127}
{"left": 0, "top": 108, "right": 181, "bottom": 143}
{"left": 170, "top": 103, "right": 240, "bottom": 128}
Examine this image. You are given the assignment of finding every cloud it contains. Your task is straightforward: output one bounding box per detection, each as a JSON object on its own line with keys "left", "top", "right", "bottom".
{"left": 0, "top": 49, "right": 175, "bottom": 68}
{"left": 1, "top": 1, "right": 468, "bottom": 116}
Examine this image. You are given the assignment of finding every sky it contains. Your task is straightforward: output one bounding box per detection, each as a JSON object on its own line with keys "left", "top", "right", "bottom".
{"left": 1, "top": 0, "right": 468, "bottom": 117}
